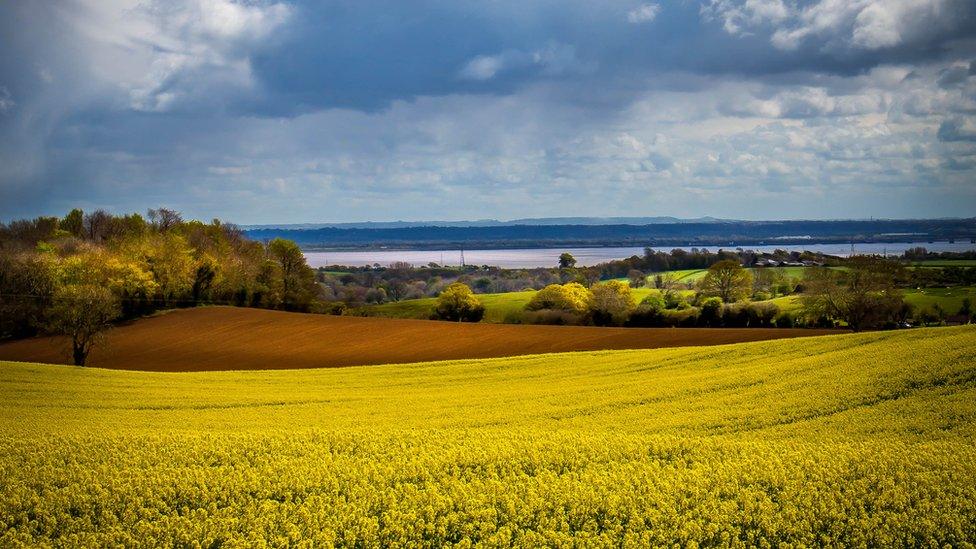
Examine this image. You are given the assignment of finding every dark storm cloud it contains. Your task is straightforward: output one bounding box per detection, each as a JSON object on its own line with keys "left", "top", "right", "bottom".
{"left": 137, "top": 0, "right": 976, "bottom": 115}
{"left": 1, "top": 0, "right": 976, "bottom": 222}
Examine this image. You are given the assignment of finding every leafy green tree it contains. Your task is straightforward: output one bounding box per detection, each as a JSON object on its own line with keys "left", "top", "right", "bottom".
{"left": 800, "top": 258, "right": 906, "bottom": 332}
{"left": 590, "top": 280, "right": 636, "bottom": 326}
{"left": 46, "top": 284, "right": 121, "bottom": 366}
{"left": 698, "top": 260, "right": 753, "bottom": 303}
{"left": 432, "top": 282, "right": 485, "bottom": 322}
{"left": 61, "top": 209, "right": 84, "bottom": 238}
{"left": 268, "top": 238, "right": 317, "bottom": 311}
{"left": 558, "top": 252, "right": 577, "bottom": 269}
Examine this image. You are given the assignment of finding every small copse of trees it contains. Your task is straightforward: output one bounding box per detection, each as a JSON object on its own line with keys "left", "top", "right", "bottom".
{"left": 1, "top": 208, "right": 320, "bottom": 364}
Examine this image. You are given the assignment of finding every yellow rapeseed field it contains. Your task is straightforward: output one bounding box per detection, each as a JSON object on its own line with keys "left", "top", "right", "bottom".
{"left": 1, "top": 326, "right": 975, "bottom": 546}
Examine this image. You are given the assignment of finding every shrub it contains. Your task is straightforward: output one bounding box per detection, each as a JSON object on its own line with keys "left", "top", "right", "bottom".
{"left": 661, "top": 307, "right": 699, "bottom": 327}
{"left": 431, "top": 282, "right": 485, "bottom": 322}
{"left": 774, "top": 313, "right": 795, "bottom": 328}
{"left": 639, "top": 293, "right": 665, "bottom": 312}
{"left": 365, "top": 287, "right": 387, "bottom": 304}
{"left": 664, "top": 292, "right": 688, "bottom": 310}
{"left": 699, "top": 297, "right": 723, "bottom": 327}
{"left": 502, "top": 310, "right": 525, "bottom": 324}
{"left": 627, "top": 294, "right": 666, "bottom": 327}
{"left": 722, "top": 303, "right": 750, "bottom": 327}
{"left": 749, "top": 302, "right": 780, "bottom": 327}
{"left": 521, "top": 309, "right": 585, "bottom": 325}
{"left": 525, "top": 283, "right": 592, "bottom": 315}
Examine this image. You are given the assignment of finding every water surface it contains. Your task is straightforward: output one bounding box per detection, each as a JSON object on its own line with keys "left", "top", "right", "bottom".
{"left": 305, "top": 241, "right": 976, "bottom": 269}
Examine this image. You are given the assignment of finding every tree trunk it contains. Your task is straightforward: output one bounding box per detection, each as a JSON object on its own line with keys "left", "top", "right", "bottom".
{"left": 72, "top": 339, "right": 87, "bottom": 366}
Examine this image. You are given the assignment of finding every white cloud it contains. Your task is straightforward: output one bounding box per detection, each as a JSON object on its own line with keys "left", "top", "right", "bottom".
{"left": 459, "top": 43, "right": 585, "bottom": 81}
{"left": 708, "top": 0, "right": 971, "bottom": 53}
{"left": 850, "top": 1, "right": 904, "bottom": 49}
{"left": 627, "top": 4, "right": 661, "bottom": 24}
{"left": 0, "top": 87, "right": 14, "bottom": 113}
{"left": 67, "top": 0, "right": 291, "bottom": 112}
{"left": 459, "top": 55, "right": 508, "bottom": 81}
{"left": 702, "top": 0, "right": 790, "bottom": 35}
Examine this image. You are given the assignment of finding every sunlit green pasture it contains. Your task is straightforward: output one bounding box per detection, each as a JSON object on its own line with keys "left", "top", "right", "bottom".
{"left": 365, "top": 290, "right": 537, "bottom": 322}
{"left": 904, "top": 286, "right": 976, "bottom": 313}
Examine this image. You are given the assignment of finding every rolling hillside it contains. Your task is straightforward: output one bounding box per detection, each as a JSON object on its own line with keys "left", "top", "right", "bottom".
{"left": 1, "top": 326, "right": 974, "bottom": 545}
{"left": 0, "top": 306, "right": 835, "bottom": 371}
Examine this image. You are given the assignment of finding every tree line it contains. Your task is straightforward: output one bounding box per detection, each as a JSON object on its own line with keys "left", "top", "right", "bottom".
{"left": 1, "top": 209, "right": 319, "bottom": 364}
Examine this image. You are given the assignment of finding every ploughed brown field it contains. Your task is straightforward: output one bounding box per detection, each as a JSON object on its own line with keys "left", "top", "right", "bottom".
{"left": 0, "top": 306, "right": 838, "bottom": 372}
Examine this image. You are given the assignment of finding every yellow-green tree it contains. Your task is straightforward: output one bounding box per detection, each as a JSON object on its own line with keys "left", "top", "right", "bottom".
{"left": 590, "top": 280, "right": 636, "bottom": 325}
{"left": 432, "top": 282, "right": 485, "bottom": 322}
{"left": 525, "top": 282, "right": 592, "bottom": 315}
{"left": 144, "top": 233, "right": 195, "bottom": 304}
{"left": 46, "top": 284, "right": 121, "bottom": 366}
{"left": 268, "top": 238, "right": 318, "bottom": 311}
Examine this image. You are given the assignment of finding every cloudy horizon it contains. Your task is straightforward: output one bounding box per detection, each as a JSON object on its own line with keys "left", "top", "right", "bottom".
{"left": 2, "top": 0, "right": 976, "bottom": 224}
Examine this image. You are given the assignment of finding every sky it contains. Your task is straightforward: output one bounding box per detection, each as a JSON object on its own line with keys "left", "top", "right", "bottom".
{"left": 1, "top": 0, "right": 976, "bottom": 224}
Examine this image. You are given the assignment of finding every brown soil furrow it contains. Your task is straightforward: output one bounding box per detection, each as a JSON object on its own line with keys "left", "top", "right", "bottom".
{"left": 0, "top": 306, "right": 839, "bottom": 372}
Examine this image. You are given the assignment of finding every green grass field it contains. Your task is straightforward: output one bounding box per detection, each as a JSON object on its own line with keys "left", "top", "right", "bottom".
{"left": 365, "top": 290, "right": 538, "bottom": 322}
{"left": 2, "top": 326, "right": 975, "bottom": 545}
{"left": 904, "top": 287, "right": 976, "bottom": 313}
{"left": 368, "top": 288, "right": 666, "bottom": 323}
{"left": 911, "top": 260, "right": 976, "bottom": 268}
{"left": 647, "top": 268, "right": 708, "bottom": 283}
{"left": 647, "top": 266, "right": 826, "bottom": 285}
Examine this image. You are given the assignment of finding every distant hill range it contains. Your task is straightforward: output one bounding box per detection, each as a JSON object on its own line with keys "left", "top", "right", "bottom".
{"left": 242, "top": 218, "right": 976, "bottom": 250}
{"left": 241, "top": 216, "right": 726, "bottom": 230}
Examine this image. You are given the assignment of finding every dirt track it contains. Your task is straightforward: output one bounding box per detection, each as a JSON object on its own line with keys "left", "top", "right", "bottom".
{"left": 0, "top": 306, "right": 839, "bottom": 371}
